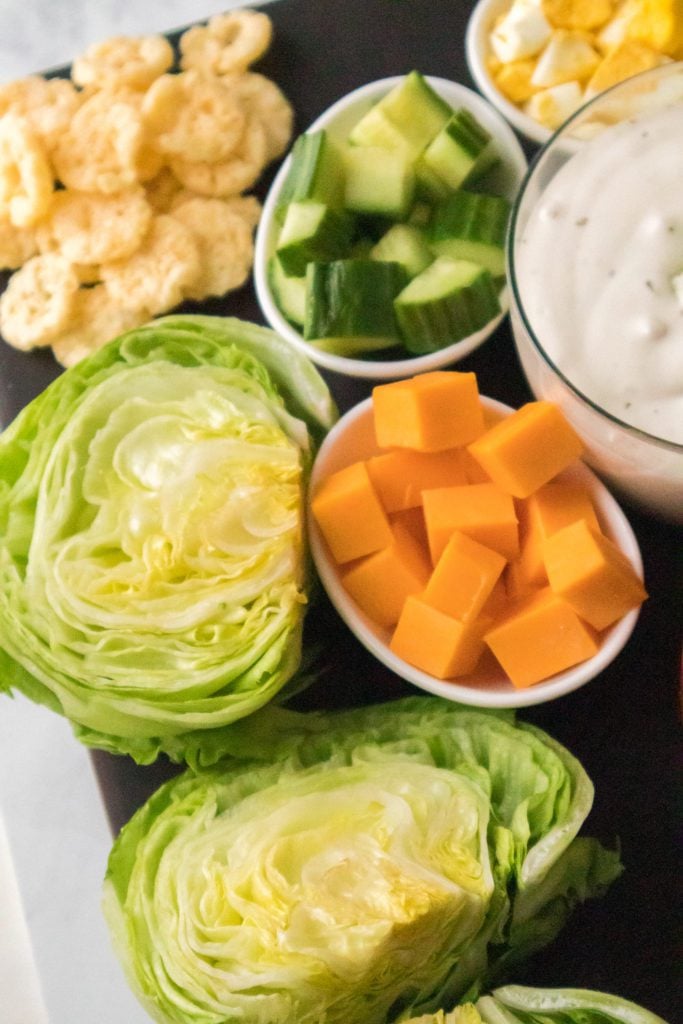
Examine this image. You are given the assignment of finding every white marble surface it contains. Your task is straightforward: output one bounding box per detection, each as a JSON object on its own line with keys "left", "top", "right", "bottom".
{"left": 0, "top": 5, "right": 275, "bottom": 1022}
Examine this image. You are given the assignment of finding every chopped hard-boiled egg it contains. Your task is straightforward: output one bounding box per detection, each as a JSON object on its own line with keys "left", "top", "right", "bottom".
{"left": 525, "top": 80, "right": 583, "bottom": 128}
{"left": 487, "top": 0, "right": 682, "bottom": 130}
{"left": 584, "top": 39, "right": 670, "bottom": 97}
{"left": 531, "top": 30, "right": 601, "bottom": 87}
{"left": 490, "top": 1, "right": 553, "bottom": 63}
{"left": 541, "top": 0, "right": 615, "bottom": 30}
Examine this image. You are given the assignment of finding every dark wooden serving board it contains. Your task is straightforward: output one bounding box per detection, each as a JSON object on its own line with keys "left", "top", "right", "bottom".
{"left": 0, "top": 2, "right": 680, "bottom": 1020}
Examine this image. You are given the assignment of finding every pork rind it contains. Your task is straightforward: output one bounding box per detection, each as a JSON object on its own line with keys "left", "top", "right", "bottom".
{"left": 0, "top": 217, "right": 38, "bottom": 269}
{"left": 179, "top": 10, "right": 273, "bottom": 75}
{"left": 51, "top": 284, "right": 150, "bottom": 367}
{"left": 170, "top": 117, "right": 267, "bottom": 197}
{"left": 40, "top": 188, "right": 153, "bottom": 265}
{"left": 52, "top": 91, "right": 147, "bottom": 194}
{"left": 0, "top": 114, "right": 54, "bottom": 227}
{"left": 170, "top": 196, "right": 255, "bottom": 299}
{"left": 225, "top": 71, "right": 294, "bottom": 162}
{"left": 142, "top": 70, "right": 246, "bottom": 163}
{"left": 0, "top": 9, "right": 291, "bottom": 364}
{"left": 100, "top": 214, "right": 201, "bottom": 314}
{"left": 72, "top": 34, "right": 174, "bottom": 91}
{"left": 0, "top": 76, "right": 82, "bottom": 151}
{"left": 0, "top": 253, "right": 78, "bottom": 350}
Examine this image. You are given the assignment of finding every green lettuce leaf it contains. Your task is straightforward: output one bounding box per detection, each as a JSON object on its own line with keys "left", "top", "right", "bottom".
{"left": 103, "top": 696, "right": 621, "bottom": 1024}
{"left": 0, "top": 315, "right": 335, "bottom": 763}
{"left": 402, "top": 987, "right": 669, "bottom": 1024}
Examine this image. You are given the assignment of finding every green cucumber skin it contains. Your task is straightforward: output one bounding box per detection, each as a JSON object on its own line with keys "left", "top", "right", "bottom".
{"left": 429, "top": 191, "right": 510, "bottom": 276}
{"left": 395, "top": 258, "right": 501, "bottom": 354}
{"left": 378, "top": 71, "right": 452, "bottom": 152}
{"left": 276, "top": 131, "right": 345, "bottom": 219}
{"left": 423, "top": 109, "right": 493, "bottom": 191}
{"left": 276, "top": 203, "right": 355, "bottom": 277}
{"left": 304, "top": 259, "right": 407, "bottom": 344}
{"left": 269, "top": 256, "right": 306, "bottom": 327}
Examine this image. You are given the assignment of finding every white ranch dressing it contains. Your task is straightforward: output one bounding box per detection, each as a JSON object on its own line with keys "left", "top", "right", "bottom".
{"left": 516, "top": 103, "right": 683, "bottom": 446}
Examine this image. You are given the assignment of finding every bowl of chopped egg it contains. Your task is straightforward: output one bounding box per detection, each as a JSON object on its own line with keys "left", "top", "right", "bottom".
{"left": 466, "top": 0, "right": 678, "bottom": 144}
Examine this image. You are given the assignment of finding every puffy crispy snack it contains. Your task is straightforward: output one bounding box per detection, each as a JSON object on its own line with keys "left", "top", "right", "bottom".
{"left": 0, "top": 76, "right": 82, "bottom": 151}
{"left": 52, "top": 91, "right": 147, "bottom": 194}
{"left": 72, "top": 34, "right": 174, "bottom": 90}
{"left": 0, "top": 217, "right": 38, "bottom": 269}
{"left": 100, "top": 214, "right": 200, "bottom": 314}
{"left": 0, "top": 253, "right": 78, "bottom": 350}
{"left": 225, "top": 71, "right": 294, "bottom": 162}
{"left": 0, "top": 114, "right": 53, "bottom": 227}
{"left": 51, "top": 284, "right": 150, "bottom": 367}
{"left": 170, "top": 196, "right": 255, "bottom": 299}
{"left": 170, "top": 116, "right": 267, "bottom": 197}
{"left": 40, "top": 188, "right": 153, "bottom": 265}
{"left": 142, "top": 70, "right": 246, "bottom": 163}
{"left": 144, "top": 167, "right": 183, "bottom": 213}
{"left": 0, "top": 10, "right": 290, "bottom": 363}
{"left": 179, "top": 10, "right": 273, "bottom": 75}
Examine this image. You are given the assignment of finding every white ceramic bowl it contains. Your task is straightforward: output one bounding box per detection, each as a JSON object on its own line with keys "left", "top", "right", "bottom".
{"left": 308, "top": 395, "right": 644, "bottom": 709}
{"left": 465, "top": 0, "right": 553, "bottom": 146}
{"left": 254, "top": 75, "right": 528, "bottom": 380}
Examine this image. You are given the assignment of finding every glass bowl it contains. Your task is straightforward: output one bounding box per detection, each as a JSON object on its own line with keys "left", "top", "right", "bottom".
{"left": 508, "top": 64, "right": 683, "bottom": 522}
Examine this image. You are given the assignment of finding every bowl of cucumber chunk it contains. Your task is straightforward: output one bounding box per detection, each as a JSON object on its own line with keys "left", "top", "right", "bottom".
{"left": 254, "top": 72, "right": 528, "bottom": 379}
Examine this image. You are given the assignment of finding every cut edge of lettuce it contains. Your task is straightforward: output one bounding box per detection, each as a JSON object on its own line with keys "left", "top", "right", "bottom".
{"left": 0, "top": 314, "right": 336, "bottom": 764}
{"left": 103, "top": 696, "right": 623, "bottom": 1024}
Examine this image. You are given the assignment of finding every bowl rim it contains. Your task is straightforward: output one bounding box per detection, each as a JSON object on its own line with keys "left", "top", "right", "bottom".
{"left": 308, "top": 394, "right": 644, "bottom": 710}
{"left": 254, "top": 73, "right": 528, "bottom": 381}
{"left": 507, "top": 62, "right": 683, "bottom": 457}
{"left": 464, "top": 0, "right": 552, "bottom": 146}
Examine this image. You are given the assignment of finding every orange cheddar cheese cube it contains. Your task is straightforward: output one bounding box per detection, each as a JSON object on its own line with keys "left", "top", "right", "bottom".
{"left": 543, "top": 519, "right": 647, "bottom": 630}
{"left": 423, "top": 530, "right": 506, "bottom": 622}
{"left": 366, "top": 448, "right": 467, "bottom": 513}
{"left": 390, "top": 595, "right": 487, "bottom": 678}
{"left": 423, "top": 482, "right": 519, "bottom": 564}
{"left": 341, "top": 519, "right": 431, "bottom": 628}
{"left": 311, "top": 460, "right": 392, "bottom": 564}
{"left": 390, "top": 506, "right": 429, "bottom": 550}
{"left": 517, "top": 480, "right": 602, "bottom": 586}
{"left": 372, "top": 371, "right": 485, "bottom": 452}
{"left": 467, "top": 401, "right": 584, "bottom": 498}
{"left": 485, "top": 587, "right": 600, "bottom": 688}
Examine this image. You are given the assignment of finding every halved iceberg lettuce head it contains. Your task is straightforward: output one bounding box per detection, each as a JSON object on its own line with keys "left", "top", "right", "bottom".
{"left": 103, "top": 696, "right": 622, "bottom": 1024}
{"left": 0, "top": 315, "right": 335, "bottom": 763}
{"left": 405, "top": 985, "right": 669, "bottom": 1024}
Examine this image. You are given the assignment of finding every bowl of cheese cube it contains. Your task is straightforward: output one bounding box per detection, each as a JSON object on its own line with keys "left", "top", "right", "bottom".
{"left": 308, "top": 370, "right": 647, "bottom": 708}
{"left": 466, "top": 0, "right": 678, "bottom": 143}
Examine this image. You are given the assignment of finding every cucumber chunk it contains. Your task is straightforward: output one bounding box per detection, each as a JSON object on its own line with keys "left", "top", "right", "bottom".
{"left": 394, "top": 255, "right": 501, "bottom": 353}
{"left": 349, "top": 71, "right": 452, "bottom": 156}
{"left": 304, "top": 259, "right": 406, "bottom": 353}
{"left": 269, "top": 255, "right": 306, "bottom": 327}
{"left": 429, "top": 191, "right": 510, "bottom": 276}
{"left": 276, "top": 131, "right": 345, "bottom": 219}
{"left": 347, "top": 106, "right": 414, "bottom": 154}
{"left": 343, "top": 145, "right": 416, "bottom": 218}
{"left": 276, "top": 200, "right": 354, "bottom": 277}
{"left": 370, "top": 224, "right": 433, "bottom": 279}
{"left": 422, "top": 108, "right": 495, "bottom": 191}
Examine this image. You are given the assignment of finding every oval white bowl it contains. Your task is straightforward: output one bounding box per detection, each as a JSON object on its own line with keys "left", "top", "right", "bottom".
{"left": 308, "top": 395, "right": 644, "bottom": 709}
{"left": 465, "top": 0, "right": 553, "bottom": 146}
{"left": 254, "top": 75, "right": 528, "bottom": 380}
